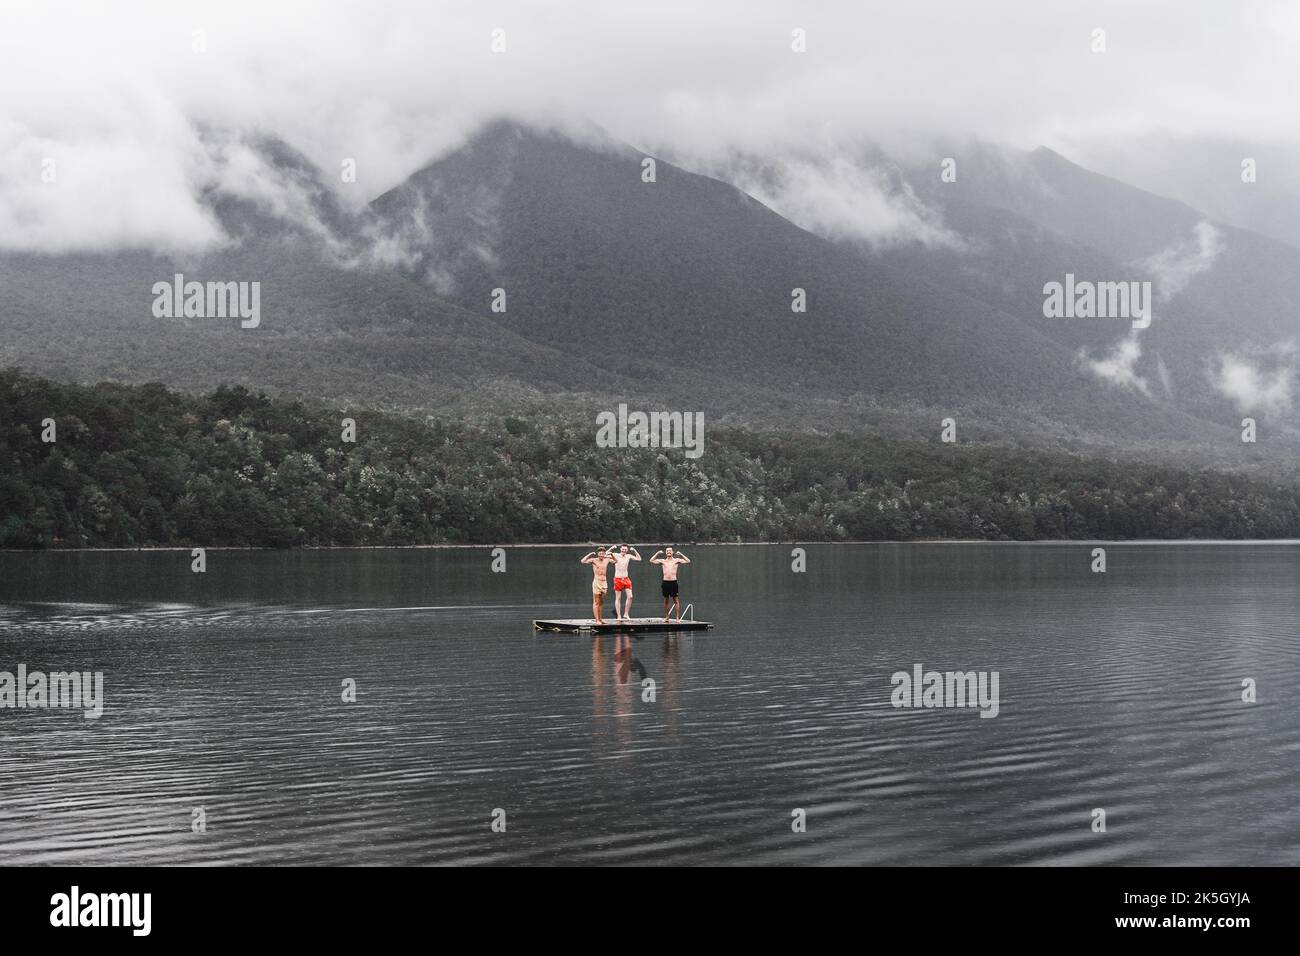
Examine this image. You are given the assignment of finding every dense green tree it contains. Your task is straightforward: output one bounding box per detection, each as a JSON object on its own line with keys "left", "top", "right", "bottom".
{"left": 3, "top": 369, "right": 1299, "bottom": 548}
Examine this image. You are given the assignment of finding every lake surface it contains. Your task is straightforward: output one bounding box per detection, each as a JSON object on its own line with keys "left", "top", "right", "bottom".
{"left": 0, "top": 543, "right": 1297, "bottom": 866}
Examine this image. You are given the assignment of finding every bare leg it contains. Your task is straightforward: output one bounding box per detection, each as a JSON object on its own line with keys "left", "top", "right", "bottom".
{"left": 663, "top": 596, "right": 671, "bottom": 622}
{"left": 624, "top": 589, "right": 633, "bottom": 621}
{"left": 614, "top": 591, "right": 623, "bottom": 621}
{"left": 594, "top": 592, "right": 605, "bottom": 625}
{"left": 673, "top": 596, "right": 681, "bottom": 621}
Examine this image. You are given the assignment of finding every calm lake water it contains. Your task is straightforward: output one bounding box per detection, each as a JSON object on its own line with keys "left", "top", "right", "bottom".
{"left": 0, "top": 543, "right": 1297, "bottom": 866}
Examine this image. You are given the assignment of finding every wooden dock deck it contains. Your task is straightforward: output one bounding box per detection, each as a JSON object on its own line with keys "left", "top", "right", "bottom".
{"left": 533, "top": 617, "right": 714, "bottom": 634}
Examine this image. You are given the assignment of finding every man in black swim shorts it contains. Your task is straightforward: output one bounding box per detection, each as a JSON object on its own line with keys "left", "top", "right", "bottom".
{"left": 650, "top": 547, "right": 690, "bottom": 622}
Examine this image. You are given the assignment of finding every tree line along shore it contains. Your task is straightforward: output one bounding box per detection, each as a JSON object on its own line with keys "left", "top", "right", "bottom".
{"left": 3, "top": 369, "right": 1298, "bottom": 549}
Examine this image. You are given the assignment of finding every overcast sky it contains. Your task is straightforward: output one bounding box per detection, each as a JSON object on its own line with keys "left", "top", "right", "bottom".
{"left": 2, "top": 0, "right": 1297, "bottom": 252}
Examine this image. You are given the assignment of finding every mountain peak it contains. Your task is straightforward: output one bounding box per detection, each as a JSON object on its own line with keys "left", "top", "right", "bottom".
{"left": 1030, "top": 145, "right": 1071, "bottom": 163}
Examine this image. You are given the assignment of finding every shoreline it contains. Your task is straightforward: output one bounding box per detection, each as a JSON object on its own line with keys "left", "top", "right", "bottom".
{"left": 6, "top": 538, "right": 1300, "bottom": 553}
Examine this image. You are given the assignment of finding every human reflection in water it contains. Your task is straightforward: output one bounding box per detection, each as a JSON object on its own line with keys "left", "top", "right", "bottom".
{"left": 662, "top": 632, "right": 681, "bottom": 667}
{"left": 660, "top": 632, "right": 683, "bottom": 729}
{"left": 590, "top": 635, "right": 608, "bottom": 718}
{"left": 591, "top": 634, "right": 648, "bottom": 730}
{"left": 613, "top": 634, "right": 647, "bottom": 685}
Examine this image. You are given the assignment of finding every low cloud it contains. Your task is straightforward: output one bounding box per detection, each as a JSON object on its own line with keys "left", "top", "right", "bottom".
{"left": 0, "top": 118, "right": 225, "bottom": 254}
{"left": 719, "top": 154, "right": 958, "bottom": 248}
{"left": 1, "top": 1, "right": 1298, "bottom": 255}
{"left": 1211, "top": 348, "right": 1293, "bottom": 414}
{"left": 1155, "top": 356, "right": 1174, "bottom": 398}
{"left": 1077, "top": 333, "right": 1150, "bottom": 396}
{"left": 1142, "top": 221, "right": 1224, "bottom": 299}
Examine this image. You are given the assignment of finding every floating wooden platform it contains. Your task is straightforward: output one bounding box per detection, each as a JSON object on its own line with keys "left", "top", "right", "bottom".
{"left": 533, "top": 617, "right": 714, "bottom": 634}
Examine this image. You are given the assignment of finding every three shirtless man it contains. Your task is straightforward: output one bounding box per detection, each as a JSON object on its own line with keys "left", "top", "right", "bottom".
{"left": 581, "top": 544, "right": 691, "bottom": 624}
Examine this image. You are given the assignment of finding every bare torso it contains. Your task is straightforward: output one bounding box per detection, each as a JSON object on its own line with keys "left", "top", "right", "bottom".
{"left": 660, "top": 557, "right": 683, "bottom": 581}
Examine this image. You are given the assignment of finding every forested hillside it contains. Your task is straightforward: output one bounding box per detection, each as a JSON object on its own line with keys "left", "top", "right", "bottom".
{"left": 8, "top": 123, "right": 1300, "bottom": 466}
{"left": 3, "top": 370, "right": 1297, "bottom": 548}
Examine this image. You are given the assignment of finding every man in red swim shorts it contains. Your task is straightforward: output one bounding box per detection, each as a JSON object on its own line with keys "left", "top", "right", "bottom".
{"left": 610, "top": 544, "right": 641, "bottom": 622}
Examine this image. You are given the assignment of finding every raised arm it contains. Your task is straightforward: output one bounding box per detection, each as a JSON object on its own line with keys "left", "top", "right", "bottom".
{"left": 676, "top": 552, "right": 691, "bottom": 564}
{"left": 650, "top": 550, "right": 664, "bottom": 564}
{"left": 580, "top": 551, "right": 596, "bottom": 564}
{"left": 629, "top": 546, "right": 642, "bottom": 561}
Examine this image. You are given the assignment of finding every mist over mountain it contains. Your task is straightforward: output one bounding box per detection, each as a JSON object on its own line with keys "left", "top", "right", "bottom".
{"left": 1065, "top": 137, "right": 1300, "bottom": 253}
{"left": 365, "top": 121, "right": 1298, "bottom": 453}
{"left": 888, "top": 144, "right": 1300, "bottom": 420}
{"left": 1, "top": 118, "right": 1296, "bottom": 475}
{"left": 685, "top": 134, "right": 1300, "bottom": 445}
